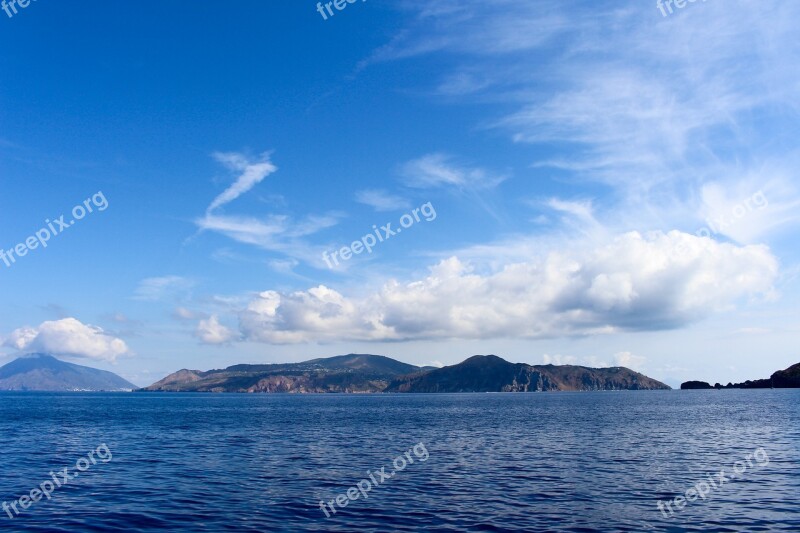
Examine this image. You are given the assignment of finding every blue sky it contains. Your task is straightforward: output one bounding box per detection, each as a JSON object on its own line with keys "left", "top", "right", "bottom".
{"left": 1, "top": 0, "right": 799, "bottom": 387}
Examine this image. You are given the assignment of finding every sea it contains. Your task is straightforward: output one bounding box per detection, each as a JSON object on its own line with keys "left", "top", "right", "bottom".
{"left": 0, "top": 390, "right": 798, "bottom": 532}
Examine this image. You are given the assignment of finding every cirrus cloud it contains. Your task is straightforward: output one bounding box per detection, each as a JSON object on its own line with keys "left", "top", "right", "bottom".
{"left": 355, "top": 189, "right": 412, "bottom": 212}
{"left": 194, "top": 151, "right": 343, "bottom": 267}
{"left": 402, "top": 153, "right": 507, "bottom": 190}
{"left": 134, "top": 276, "right": 195, "bottom": 302}
{"left": 207, "top": 152, "right": 277, "bottom": 213}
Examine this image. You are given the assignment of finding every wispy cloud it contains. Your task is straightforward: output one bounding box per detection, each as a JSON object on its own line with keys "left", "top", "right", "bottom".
{"left": 402, "top": 153, "right": 506, "bottom": 190}
{"left": 355, "top": 189, "right": 411, "bottom": 211}
{"left": 134, "top": 276, "right": 195, "bottom": 302}
{"left": 194, "top": 152, "right": 343, "bottom": 268}
{"left": 207, "top": 152, "right": 277, "bottom": 213}
{"left": 173, "top": 307, "right": 206, "bottom": 321}
{"left": 543, "top": 198, "right": 605, "bottom": 239}
{"left": 369, "top": 0, "right": 800, "bottom": 243}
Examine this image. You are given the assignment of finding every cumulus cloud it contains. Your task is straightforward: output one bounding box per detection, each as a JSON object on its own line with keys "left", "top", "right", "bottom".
{"left": 239, "top": 286, "right": 394, "bottom": 344}
{"left": 234, "top": 231, "right": 777, "bottom": 343}
{"left": 2, "top": 318, "right": 130, "bottom": 361}
{"left": 195, "top": 315, "right": 237, "bottom": 345}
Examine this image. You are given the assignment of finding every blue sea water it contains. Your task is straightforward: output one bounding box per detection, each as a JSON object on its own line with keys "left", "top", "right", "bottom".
{"left": 0, "top": 390, "right": 798, "bottom": 532}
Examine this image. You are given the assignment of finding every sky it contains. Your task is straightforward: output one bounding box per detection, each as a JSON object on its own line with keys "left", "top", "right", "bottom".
{"left": 1, "top": 0, "right": 799, "bottom": 388}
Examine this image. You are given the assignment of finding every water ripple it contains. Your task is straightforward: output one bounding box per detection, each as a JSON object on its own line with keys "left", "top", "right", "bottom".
{"left": 0, "top": 390, "right": 798, "bottom": 531}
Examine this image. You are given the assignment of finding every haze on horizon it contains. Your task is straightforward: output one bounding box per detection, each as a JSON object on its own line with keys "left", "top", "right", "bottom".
{"left": 1, "top": 0, "right": 799, "bottom": 389}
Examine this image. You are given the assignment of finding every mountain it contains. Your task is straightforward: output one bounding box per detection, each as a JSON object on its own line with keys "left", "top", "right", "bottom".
{"left": 0, "top": 353, "right": 137, "bottom": 391}
{"left": 144, "top": 353, "right": 670, "bottom": 393}
{"left": 385, "top": 355, "right": 671, "bottom": 392}
{"left": 681, "top": 362, "right": 800, "bottom": 389}
{"left": 143, "top": 353, "right": 422, "bottom": 393}
{"left": 302, "top": 353, "right": 420, "bottom": 375}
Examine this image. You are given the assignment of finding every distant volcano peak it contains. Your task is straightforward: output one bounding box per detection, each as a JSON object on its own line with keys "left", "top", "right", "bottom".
{"left": 0, "top": 353, "right": 136, "bottom": 392}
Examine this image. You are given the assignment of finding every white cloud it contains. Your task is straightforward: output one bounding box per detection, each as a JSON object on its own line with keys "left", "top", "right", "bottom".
{"left": 196, "top": 213, "right": 290, "bottom": 247}
{"left": 542, "top": 354, "right": 578, "bottom": 366}
{"left": 134, "top": 276, "right": 195, "bottom": 301}
{"left": 194, "top": 152, "right": 341, "bottom": 267}
{"left": 546, "top": 199, "right": 596, "bottom": 223}
{"left": 355, "top": 189, "right": 411, "bottom": 211}
{"left": 541, "top": 354, "right": 617, "bottom": 368}
{"left": 361, "top": 0, "right": 569, "bottom": 65}
{"left": 614, "top": 351, "right": 646, "bottom": 371}
{"left": 106, "top": 313, "right": 132, "bottom": 324}
{"left": 195, "top": 315, "right": 237, "bottom": 345}
{"left": 195, "top": 212, "right": 338, "bottom": 266}
{"left": 436, "top": 71, "right": 493, "bottom": 96}
{"left": 232, "top": 231, "right": 777, "bottom": 343}
{"left": 698, "top": 177, "right": 800, "bottom": 244}
{"left": 268, "top": 258, "right": 300, "bottom": 274}
{"left": 368, "top": 0, "right": 800, "bottom": 242}
{"left": 402, "top": 153, "right": 506, "bottom": 190}
{"left": 2, "top": 318, "right": 130, "bottom": 362}
{"left": 239, "top": 286, "right": 395, "bottom": 344}
{"left": 173, "top": 307, "right": 205, "bottom": 321}
{"left": 543, "top": 198, "right": 606, "bottom": 239}
{"left": 207, "top": 152, "right": 277, "bottom": 213}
